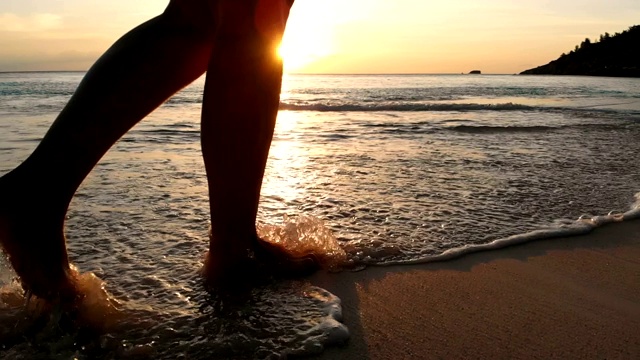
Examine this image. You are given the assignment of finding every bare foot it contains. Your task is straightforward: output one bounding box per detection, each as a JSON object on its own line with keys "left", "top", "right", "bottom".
{"left": 0, "top": 173, "right": 80, "bottom": 303}
{"left": 203, "top": 233, "right": 320, "bottom": 288}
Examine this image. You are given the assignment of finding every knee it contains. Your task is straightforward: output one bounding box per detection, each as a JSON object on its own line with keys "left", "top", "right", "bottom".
{"left": 215, "top": 0, "right": 294, "bottom": 42}
{"left": 161, "top": 0, "right": 294, "bottom": 42}
{"left": 163, "top": 0, "right": 218, "bottom": 38}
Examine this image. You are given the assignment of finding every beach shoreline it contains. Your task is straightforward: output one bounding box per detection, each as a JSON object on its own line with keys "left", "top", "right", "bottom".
{"left": 311, "top": 219, "right": 640, "bottom": 359}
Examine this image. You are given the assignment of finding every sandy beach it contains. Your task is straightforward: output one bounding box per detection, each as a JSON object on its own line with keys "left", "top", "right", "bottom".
{"left": 312, "top": 220, "right": 640, "bottom": 359}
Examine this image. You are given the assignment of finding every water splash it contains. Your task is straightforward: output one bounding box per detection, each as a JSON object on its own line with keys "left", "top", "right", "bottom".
{"left": 258, "top": 215, "right": 349, "bottom": 270}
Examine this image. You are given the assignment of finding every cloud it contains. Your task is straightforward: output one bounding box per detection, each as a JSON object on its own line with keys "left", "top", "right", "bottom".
{"left": 0, "top": 13, "right": 63, "bottom": 32}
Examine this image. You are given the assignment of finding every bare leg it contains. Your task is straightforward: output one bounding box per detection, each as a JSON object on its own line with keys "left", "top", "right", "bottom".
{"left": 0, "top": 1, "right": 215, "bottom": 301}
{"left": 202, "top": 0, "right": 316, "bottom": 281}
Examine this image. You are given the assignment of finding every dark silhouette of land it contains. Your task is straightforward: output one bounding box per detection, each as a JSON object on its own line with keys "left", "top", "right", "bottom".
{"left": 521, "top": 25, "right": 640, "bottom": 77}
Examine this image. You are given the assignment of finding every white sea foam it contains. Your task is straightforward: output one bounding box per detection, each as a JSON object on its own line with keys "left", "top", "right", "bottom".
{"left": 371, "top": 192, "right": 640, "bottom": 267}
{"left": 624, "top": 192, "right": 640, "bottom": 220}
{"left": 283, "top": 287, "right": 349, "bottom": 357}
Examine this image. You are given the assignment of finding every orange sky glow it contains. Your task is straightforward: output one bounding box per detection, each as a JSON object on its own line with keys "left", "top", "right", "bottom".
{"left": 0, "top": 0, "right": 639, "bottom": 74}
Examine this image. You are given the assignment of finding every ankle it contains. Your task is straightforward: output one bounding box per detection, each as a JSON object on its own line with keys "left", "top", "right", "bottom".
{"left": 208, "top": 230, "right": 257, "bottom": 258}
{"left": 0, "top": 169, "right": 69, "bottom": 218}
{"left": 0, "top": 167, "right": 36, "bottom": 205}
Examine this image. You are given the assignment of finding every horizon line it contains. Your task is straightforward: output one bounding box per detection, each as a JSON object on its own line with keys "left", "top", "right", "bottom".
{"left": 0, "top": 70, "right": 521, "bottom": 76}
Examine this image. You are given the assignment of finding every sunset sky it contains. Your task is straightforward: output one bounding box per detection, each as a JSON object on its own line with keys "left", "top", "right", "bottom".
{"left": 1, "top": 0, "right": 638, "bottom": 74}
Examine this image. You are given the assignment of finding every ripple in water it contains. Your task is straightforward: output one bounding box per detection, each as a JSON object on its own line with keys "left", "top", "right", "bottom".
{"left": 0, "top": 217, "right": 350, "bottom": 359}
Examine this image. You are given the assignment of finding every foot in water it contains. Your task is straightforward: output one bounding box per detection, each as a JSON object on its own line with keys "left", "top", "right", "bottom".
{"left": 0, "top": 172, "right": 80, "bottom": 303}
{"left": 203, "top": 233, "right": 320, "bottom": 288}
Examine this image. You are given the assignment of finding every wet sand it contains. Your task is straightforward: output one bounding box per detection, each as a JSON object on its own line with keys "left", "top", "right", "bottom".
{"left": 311, "top": 220, "right": 640, "bottom": 359}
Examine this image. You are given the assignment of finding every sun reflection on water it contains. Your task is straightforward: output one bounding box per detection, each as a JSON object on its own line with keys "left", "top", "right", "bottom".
{"left": 261, "top": 111, "right": 308, "bottom": 206}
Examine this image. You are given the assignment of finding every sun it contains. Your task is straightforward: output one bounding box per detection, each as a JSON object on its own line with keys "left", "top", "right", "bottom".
{"left": 277, "top": 29, "right": 333, "bottom": 73}
{"left": 276, "top": 6, "right": 335, "bottom": 73}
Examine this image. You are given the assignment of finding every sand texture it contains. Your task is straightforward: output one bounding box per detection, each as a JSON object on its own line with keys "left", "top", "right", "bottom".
{"left": 312, "top": 220, "right": 640, "bottom": 359}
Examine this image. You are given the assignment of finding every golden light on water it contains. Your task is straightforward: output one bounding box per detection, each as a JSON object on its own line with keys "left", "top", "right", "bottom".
{"left": 262, "top": 111, "right": 307, "bottom": 203}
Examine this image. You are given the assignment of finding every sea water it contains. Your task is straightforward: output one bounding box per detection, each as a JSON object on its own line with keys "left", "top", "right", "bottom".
{"left": 1, "top": 72, "right": 639, "bottom": 358}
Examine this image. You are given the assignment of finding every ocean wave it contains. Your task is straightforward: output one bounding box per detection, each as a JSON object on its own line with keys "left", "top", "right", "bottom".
{"left": 356, "top": 120, "right": 630, "bottom": 135}
{"left": 134, "top": 129, "right": 200, "bottom": 136}
{"left": 446, "top": 124, "right": 560, "bottom": 133}
{"left": 446, "top": 122, "right": 635, "bottom": 134}
{"left": 161, "top": 98, "right": 639, "bottom": 117}
{"left": 162, "top": 97, "right": 537, "bottom": 112}
{"left": 279, "top": 102, "right": 533, "bottom": 112}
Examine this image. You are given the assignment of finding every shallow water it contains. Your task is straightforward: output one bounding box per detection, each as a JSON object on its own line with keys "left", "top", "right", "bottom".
{"left": 1, "top": 73, "right": 640, "bottom": 358}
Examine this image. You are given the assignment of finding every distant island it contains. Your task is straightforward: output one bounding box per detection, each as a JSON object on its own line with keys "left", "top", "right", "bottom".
{"left": 520, "top": 25, "right": 640, "bottom": 77}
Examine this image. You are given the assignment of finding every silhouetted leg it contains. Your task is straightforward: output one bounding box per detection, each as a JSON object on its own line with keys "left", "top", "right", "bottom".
{"left": 0, "top": 0, "right": 215, "bottom": 301}
{"left": 201, "top": 0, "right": 316, "bottom": 281}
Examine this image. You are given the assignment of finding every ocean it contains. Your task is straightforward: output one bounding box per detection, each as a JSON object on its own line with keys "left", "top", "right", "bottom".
{"left": 1, "top": 72, "right": 639, "bottom": 358}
